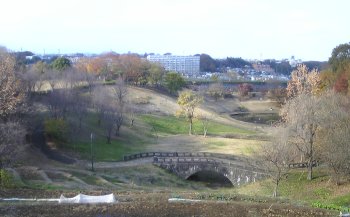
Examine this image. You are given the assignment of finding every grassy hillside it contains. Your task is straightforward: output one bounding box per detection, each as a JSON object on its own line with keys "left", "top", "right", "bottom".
{"left": 141, "top": 114, "right": 255, "bottom": 136}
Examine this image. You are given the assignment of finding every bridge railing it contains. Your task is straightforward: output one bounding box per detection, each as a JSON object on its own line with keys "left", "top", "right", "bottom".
{"left": 153, "top": 156, "right": 222, "bottom": 164}
{"left": 123, "top": 152, "right": 241, "bottom": 161}
{"left": 288, "top": 161, "right": 318, "bottom": 168}
{"left": 123, "top": 152, "right": 317, "bottom": 170}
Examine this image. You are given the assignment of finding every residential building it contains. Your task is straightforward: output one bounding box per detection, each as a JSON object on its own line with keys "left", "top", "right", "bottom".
{"left": 147, "top": 54, "right": 200, "bottom": 76}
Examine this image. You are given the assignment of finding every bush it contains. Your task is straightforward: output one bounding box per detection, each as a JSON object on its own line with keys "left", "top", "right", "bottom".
{"left": 0, "top": 169, "right": 14, "bottom": 188}
{"left": 44, "top": 119, "right": 68, "bottom": 142}
{"left": 312, "top": 201, "right": 349, "bottom": 212}
{"left": 267, "top": 88, "right": 287, "bottom": 104}
{"left": 238, "top": 83, "right": 253, "bottom": 96}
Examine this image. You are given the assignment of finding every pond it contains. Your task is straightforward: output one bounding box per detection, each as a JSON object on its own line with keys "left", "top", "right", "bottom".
{"left": 230, "top": 112, "right": 280, "bottom": 125}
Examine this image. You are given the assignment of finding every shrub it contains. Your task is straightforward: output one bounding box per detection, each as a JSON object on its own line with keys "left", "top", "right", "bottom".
{"left": 238, "top": 83, "right": 253, "bottom": 98}
{"left": 267, "top": 88, "right": 287, "bottom": 104}
{"left": 44, "top": 119, "right": 68, "bottom": 143}
{"left": 0, "top": 169, "right": 14, "bottom": 188}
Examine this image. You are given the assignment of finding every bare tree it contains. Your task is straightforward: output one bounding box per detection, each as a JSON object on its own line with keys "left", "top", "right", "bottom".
{"left": 45, "top": 69, "right": 59, "bottom": 91}
{"left": 255, "top": 126, "right": 297, "bottom": 197}
{"left": 92, "top": 85, "right": 121, "bottom": 143}
{"left": 316, "top": 92, "right": 350, "bottom": 184}
{"left": 198, "top": 113, "right": 214, "bottom": 137}
{"left": 20, "top": 69, "right": 39, "bottom": 97}
{"left": 92, "top": 86, "right": 109, "bottom": 126}
{"left": 281, "top": 93, "right": 322, "bottom": 180}
{"left": 102, "top": 108, "right": 116, "bottom": 144}
{"left": 0, "top": 121, "right": 26, "bottom": 168}
{"left": 207, "top": 82, "right": 224, "bottom": 101}
{"left": 126, "top": 105, "right": 137, "bottom": 128}
{"left": 46, "top": 88, "right": 73, "bottom": 120}
{"left": 70, "top": 89, "right": 88, "bottom": 130}
{"left": 81, "top": 71, "right": 96, "bottom": 96}
{"left": 111, "top": 79, "right": 128, "bottom": 136}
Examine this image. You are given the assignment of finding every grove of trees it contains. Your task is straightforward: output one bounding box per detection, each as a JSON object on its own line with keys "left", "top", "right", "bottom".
{"left": 258, "top": 42, "right": 350, "bottom": 196}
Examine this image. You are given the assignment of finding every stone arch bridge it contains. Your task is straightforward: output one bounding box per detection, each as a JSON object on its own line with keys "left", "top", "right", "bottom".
{"left": 123, "top": 152, "right": 268, "bottom": 186}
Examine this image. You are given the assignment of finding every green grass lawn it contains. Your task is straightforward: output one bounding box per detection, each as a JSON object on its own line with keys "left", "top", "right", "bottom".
{"left": 63, "top": 112, "right": 147, "bottom": 161}
{"left": 141, "top": 114, "right": 255, "bottom": 136}
{"left": 67, "top": 139, "right": 144, "bottom": 161}
{"left": 236, "top": 168, "right": 350, "bottom": 210}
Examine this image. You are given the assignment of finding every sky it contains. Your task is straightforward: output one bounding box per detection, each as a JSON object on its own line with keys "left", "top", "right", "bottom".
{"left": 0, "top": 0, "right": 349, "bottom": 61}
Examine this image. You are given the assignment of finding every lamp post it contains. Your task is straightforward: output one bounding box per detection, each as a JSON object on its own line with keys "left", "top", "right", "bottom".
{"left": 90, "top": 133, "right": 94, "bottom": 171}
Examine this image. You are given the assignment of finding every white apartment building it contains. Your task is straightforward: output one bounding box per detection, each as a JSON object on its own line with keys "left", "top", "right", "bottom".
{"left": 147, "top": 55, "right": 200, "bottom": 76}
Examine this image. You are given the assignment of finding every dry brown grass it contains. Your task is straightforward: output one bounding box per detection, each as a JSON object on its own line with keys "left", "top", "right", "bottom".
{"left": 144, "top": 135, "right": 263, "bottom": 156}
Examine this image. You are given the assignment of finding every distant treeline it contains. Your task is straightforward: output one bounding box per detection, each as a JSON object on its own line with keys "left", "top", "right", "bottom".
{"left": 199, "top": 53, "right": 328, "bottom": 75}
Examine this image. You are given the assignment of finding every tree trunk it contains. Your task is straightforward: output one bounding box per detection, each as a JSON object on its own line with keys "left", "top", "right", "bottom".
{"left": 307, "top": 158, "right": 313, "bottom": 180}
{"left": 273, "top": 180, "right": 279, "bottom": 197}
{"left": 107, "top": 128, "right": 112, "bottom": 144}
{"left": 307, "top": 138, "right": 314, "bottom": 180}
{"left": 79, "top": 117, "right": 82, "bottom": 129}
{"left": 189, "top": 119, "right": 193, "bottom": 135}
{"left": 203, "top": 128, "right": 207, "bottom": 137}
{"left": 115, "top": 125, "right": 121, "bottom": 136}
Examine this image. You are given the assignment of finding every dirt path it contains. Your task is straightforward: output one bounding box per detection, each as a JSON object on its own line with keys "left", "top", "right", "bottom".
{"left": 0, "top": 200, "right": 336, "bottom": 217}
{"left": 37, "top": 170, "right": 53, "bottom": 183}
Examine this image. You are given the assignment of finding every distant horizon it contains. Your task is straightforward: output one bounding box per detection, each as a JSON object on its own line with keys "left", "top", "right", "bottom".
{"left": 2, "top": 0, "right": 349, "bottom": 62}
{"left": 5, "top": 47, "right": 329, "bottom": 62}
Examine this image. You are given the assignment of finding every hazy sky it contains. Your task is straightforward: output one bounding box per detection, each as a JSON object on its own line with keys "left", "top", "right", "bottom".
{"left": 1, "top": 0, "right": 349, "bottom": 61}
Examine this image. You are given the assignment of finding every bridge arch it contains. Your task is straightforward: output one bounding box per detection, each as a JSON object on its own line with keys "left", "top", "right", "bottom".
{"left": 186, "top": 170, "right": 233, "bottom": 187}
{"left": 152, "top": 156, "right": 268, "bottom": 186}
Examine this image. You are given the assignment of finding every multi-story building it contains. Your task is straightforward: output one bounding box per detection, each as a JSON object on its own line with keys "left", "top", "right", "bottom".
{"left": 147, "top": 54, "right": 200, "bottom": 76}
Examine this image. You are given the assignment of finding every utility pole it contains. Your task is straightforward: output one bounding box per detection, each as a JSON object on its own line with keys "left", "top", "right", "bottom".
{"left": 90, "top": 133, "right": 94, "bottom": 171}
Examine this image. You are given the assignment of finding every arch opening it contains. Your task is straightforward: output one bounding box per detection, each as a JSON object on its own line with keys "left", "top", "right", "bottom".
{"left": 186, "top": 170, "right": 233, "bottom": 188}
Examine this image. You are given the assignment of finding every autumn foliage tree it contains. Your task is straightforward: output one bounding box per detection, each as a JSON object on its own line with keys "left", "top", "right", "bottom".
{"left": 286, "top": 64, "right": 321, "bottom": 98}
{"left": 0, "top": 49, "right": 25, "bottom": 118}
{"left": 177, "top": 90, "right": 203, "bottom": 135}
{"left": 280, "top": 64, "right": 323, "bottom": 180}
{"left": 237, "top": 83, "right": 253, "bottom": 98}
{"left": 329, "top": 42, "right": 350, "bottom": 73}
{"left": 333, "top": 72, "right": 349, "bottom": 94}
{"left": 0, "top": 48, "right": 26, "bottom": 170}
{"left": 319, "top": 43, "right": 350, "bottom": 92}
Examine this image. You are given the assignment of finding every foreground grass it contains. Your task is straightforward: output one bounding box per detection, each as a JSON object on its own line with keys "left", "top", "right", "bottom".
{"left": 141, "top": 114, "right": 255, "bottom": 136}
{"left": 236, "top": 168, "right": 350, "bottom": 210}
